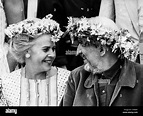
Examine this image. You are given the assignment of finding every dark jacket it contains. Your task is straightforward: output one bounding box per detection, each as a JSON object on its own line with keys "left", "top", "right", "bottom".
{"left": 63, "top": 59, "right": 143, "bottom": 106}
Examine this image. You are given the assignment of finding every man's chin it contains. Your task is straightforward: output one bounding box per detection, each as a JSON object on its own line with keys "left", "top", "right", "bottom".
{"left": 92, "top": 68, "right": 102, "bottom": 74}
{"left": 83, "top": 59, "right": 88, "bottom": 64}
{"left": 84, "top": 62, "right": 94, "bottom": 72}
{"left": 84, "top": 62, "right": 102, "bottom": 74}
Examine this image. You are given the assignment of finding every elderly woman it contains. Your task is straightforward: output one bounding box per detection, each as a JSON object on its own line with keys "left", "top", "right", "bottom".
{"left": 0, "top": 14, "right": 70, "bottom": 106}
{"left": 62, "top": 16, "right": 143, "bottom": 106}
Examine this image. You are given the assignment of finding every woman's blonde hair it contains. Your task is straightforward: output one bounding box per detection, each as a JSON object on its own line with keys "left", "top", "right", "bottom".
{"left": 9, "top": 34, "right": 34, "bottom": 63}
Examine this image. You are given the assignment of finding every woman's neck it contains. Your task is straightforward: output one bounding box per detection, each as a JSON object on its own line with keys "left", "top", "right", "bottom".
{"left": 24, "top": 65, "right": 57, "bottom": 80}
{"left": 24, "top": 65, "right": 46, "bottom": 80}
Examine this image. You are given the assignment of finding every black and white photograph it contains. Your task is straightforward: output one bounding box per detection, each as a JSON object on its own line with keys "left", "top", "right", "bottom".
{"left": 0, "top": 0, "right": 143, "bottom": 115}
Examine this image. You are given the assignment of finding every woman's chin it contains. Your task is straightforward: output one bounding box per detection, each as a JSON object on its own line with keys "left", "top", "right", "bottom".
{"left": 41, "top": 64, "right": 51, "bottom": 72}
{"left": 42, "top": 62, "right": 53, "bottom": 70}
{"left": 45, "top": 66, "right": 52, "bottom": 72}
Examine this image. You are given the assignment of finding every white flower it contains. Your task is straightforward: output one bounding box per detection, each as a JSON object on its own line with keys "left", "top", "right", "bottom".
{"left": 66, "top": 17, "right": 139, "bottom": 61}
{"left": 5, "top": 14, "right": 63, "bottom": 43}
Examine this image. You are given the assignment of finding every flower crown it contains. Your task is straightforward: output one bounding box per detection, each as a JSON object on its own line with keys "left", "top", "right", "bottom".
{"left": 5, "top": 14, "right": 63, "bottom": 42}
{"left": 66, "top": 17, "right": 139, "bottom": 61}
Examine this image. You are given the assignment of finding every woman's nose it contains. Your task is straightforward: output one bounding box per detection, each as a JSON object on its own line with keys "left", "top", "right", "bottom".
{"left": 48, "top": 49, "right": 56, "bottom": 57}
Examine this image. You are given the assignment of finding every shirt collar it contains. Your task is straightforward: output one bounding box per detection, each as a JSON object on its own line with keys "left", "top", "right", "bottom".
{"left": 84, "top": 58, "right": 136, "bottom": 88}
{"left": 100, "top": 58, "right": 123, "bottom": 79}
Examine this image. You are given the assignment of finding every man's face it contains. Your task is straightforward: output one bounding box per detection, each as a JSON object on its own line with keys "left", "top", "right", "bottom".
{"left": 77, "top": 44, "right": 101, "bottom": 69}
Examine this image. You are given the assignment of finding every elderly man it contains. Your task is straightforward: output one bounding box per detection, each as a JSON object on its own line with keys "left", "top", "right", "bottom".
{"left": 62, "top": 16, "right": 143, "bottom": 106}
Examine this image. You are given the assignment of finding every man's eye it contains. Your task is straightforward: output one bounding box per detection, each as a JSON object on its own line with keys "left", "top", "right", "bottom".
{"left": 52, "top": 46, "right": 56, "bottom": 51}
{"left": 80, "top": 53, "right": 86, "bottom": 59}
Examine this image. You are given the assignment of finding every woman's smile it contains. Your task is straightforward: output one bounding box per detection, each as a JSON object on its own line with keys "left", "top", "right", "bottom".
{"left": 43, "top": 59, "right": 53, "bottom": 65}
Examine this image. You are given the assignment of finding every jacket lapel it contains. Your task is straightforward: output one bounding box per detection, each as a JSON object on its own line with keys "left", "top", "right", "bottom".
{"left": 109, "top": 59, "right": 136, "bottom": 106}
{"left": 125, "top": 0, "right": 140, "bottom": 36}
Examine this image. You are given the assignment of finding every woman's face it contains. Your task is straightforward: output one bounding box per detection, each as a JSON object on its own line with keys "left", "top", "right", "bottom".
{"left": 28, "top": 34, "right": 56, "bottom": 72}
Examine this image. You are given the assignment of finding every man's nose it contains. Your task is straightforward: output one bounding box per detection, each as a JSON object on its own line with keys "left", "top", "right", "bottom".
{"left": 76, "top": 44, "right": 82, "bottom": 56}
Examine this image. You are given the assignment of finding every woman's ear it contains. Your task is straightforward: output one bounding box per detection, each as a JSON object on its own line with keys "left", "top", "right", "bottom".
{"left": 25, "top": 50, "right": 31, "bottom": 59}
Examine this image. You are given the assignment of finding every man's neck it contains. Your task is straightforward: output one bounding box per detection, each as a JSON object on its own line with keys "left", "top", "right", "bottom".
{"left": 97, "top": 52, "right": 118, "bottom": 73}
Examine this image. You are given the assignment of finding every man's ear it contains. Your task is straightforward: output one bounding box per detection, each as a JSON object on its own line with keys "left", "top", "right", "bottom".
{"left": 100, "top": 46, "right": 106, "bottom": 56}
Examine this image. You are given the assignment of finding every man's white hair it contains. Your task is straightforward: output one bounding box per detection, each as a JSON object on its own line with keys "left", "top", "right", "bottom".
{"left": 89, "top": 16, "right": 120, "bottom": 32}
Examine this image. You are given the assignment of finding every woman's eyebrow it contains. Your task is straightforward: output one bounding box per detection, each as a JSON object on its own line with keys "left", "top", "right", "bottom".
{"left": 42, "top": 45, "right": 56, "bottom": 49}
{"left": 42, "top": 46, "right": 50, "bottom": 49}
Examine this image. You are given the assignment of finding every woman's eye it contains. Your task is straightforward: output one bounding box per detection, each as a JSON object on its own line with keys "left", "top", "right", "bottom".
{"left": 43, "top": 46, "right": 56, "bottom": 52}
{"left": 43, "top": 47, "right": 50, "bottom": 52}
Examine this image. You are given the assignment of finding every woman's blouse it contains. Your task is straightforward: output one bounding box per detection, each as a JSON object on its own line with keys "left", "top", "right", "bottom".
{"left": 0, "top": 67, "right": 70, "bottom": 106}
